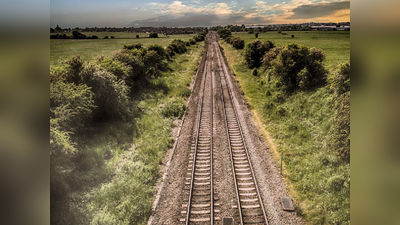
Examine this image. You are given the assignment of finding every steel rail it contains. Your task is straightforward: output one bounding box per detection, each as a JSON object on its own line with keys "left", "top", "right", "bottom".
{"left": 186, "top": 34, "right": 214, "bottom": 224}
{"left": 214, "top": 39, "right": 269, "bottom": 225}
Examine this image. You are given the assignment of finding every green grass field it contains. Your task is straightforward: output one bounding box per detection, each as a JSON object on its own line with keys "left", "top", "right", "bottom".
{"left": 231, "top": 31, "right": 350, "bottom": 71}
{"left": 50, "top": 32, "right": 196, "bottom": 66}
{"left": 50, "top": 33, "right": 205, "bottom": 224}
{"left": 221, "top": 31, "right": 350, "bottom": 224}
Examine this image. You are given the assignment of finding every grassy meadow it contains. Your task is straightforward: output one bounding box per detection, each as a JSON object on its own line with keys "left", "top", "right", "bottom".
{"left": 221, "top": 31, "right": 350, "bottom": 224}
{"left": 51, "top": 32, "right": 196, "bottom": 66}
{"left": 50, "top": 33, "right": 205, "bottom": 224}
{"left": 232, "top": 31, "right": 350, "bottom": 70}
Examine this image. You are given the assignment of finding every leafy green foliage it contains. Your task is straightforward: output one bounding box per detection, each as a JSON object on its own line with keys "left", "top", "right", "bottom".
{"left": 329, "top": 63, "right": 350, "bottom": 161}
{"left": 244, "top": 39, "right": 275, "bottom": 69}
{"left": 96, "top": 56, "right": 132, "bottom": 81}
{"left": 217, "top": 29, "right": 232, "bottom": 39}
{"left": 50, "top": 81, "right": 95, "bottom": 130}
{"left": 268, "top": 43, "right": 327, "bottom": 93}
{"left": 51, "top": 40, "right": 204, "bottom": 225}
{"left": 123, "top": 43, "right": 143, "bottom": 50}
{"left": 161, "top": 98, "right": 187, "bottom": 119}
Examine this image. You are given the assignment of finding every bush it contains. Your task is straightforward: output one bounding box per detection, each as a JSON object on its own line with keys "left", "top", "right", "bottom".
{"left": 143, "top": 50, "right": 165, "bottom": 78}
{"left": 217, "top": 29, "right": 232, "bottom": 39}
{"left": 168, "top": 39, "right": 187, "bottom": 54}
{"left": 180, "top": 88, "right": 192, "bottom": 98}
{"left": 262, "top": 47, "right": 284, "bottom": 68}
{"left": 244, "top": 39, "right": 275, "bottom": 69}
{"left": 147, "top": 44, "right": 167, "bottom": 60}
{"left": 103, "top": 36, "right": 109, "bottom": 39}
{"left": 136, "top": 35, "right": 139, "bottom": 38}
{"left": 329, "top": 63, "right": 350, "bottom": 161}
{"left": 231, "top": 37, "right": 245, "bottom": 49}
{"left": 161, "top": 98, "right": 187, "bottom": 119}
{"left": 252, "top": 69, "right": 258, "bottom": 76}
{"left": 149, "top": 32, "right": 158, "bottom": 38}
{"left": 112, "top": 49, "right": 146, "bottom": 83}
{"left": 72, "top": 30, "right": 87, "bottom": 39}
{"left": 270, "top": 43, "right": 327, "bottom": 93}
{"left": 79, "top": 64, "right": 130, "bottom": 120}
{"left": 50, "top": 81, "right": 95, "bottom": 130}
{"left": 60, "top": 57, "right": 131, "bottom": 121}
{"left": 123, "top": 43, "right": 143, "bottom": 50}
{"left": 96, "top": 56, "right": 132, "bottom": 81}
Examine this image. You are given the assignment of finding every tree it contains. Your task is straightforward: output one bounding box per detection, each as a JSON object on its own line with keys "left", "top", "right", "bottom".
{"left": 244, "top": 39, "right": 275, "bottom": 68}
{"left": 149, "top": 33, "right": 158, "bottom": 38}
{"left": 255, "top": 32, "right": 259, "bottom": 38}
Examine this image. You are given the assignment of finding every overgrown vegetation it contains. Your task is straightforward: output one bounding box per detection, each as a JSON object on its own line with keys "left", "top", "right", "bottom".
{"left": 263, "top": 44, "right": 327, "bottom": 93}
{"left": 217, "top": 29, "right": 245, "bottom": 49}
{"left": 221, "top": 32, "right": 350, "bottom": 224}
{"left": 244, "top": 39, "right": 275, "bottom": 68}
{"left": 51, "top": 36, "right": 205, "bottom": 225}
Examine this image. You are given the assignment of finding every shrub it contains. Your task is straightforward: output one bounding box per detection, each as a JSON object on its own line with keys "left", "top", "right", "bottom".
{"left": 149, "top": 32, "right": 158, "bottom": 38}
{"left": 262, "top": 47, "right": 284, "bottom": 68}
{"left": 91, "top": 35, "right": 99, "bottom": 39}
{"left": 168, "top": 39, "right": 187, "bottom": 54}
{"left": 103, "top": 36, "right": 109, "bottom": 39}
{"left": 96, "top": 56, "right": 132, "bottom": 81}
{"left": 217, "top": 29, "right": 232, "bottom": 39}
{"left": 112, "top": 50, "right": 145, "bottom": 83}
{"left": 231, "top": 37, "right": 245, "bottom": 49}
{"left": 72, "top": 30, "right": 87, "bottom": 39}
{"left": 62, "top": 55, "right": 84, "bottom": 83}
{"left": 180, "top": 88, "right": 192, "bottom": 98}
{"left": 123, "top": 43, "right": 143, "bottom": 50}
{"left": 136, "top": 35, "right": 139, "bottom": 38}
{"left": 252, "top": 69, "right": 258, "bottom": 76}
{"left": 147, "top": 44, "right": 167, "bottom": 60}
{"left": 189, "top": 39, "right": 196, "bottom": 45}
{"left": 255, "top": 32, "right": 259, "bottom": 38}
{"left": 110, "top": 36, "right": 115, "bottom": 39}
{"left": 244, "top": 40, "right": 275, "bottom": 69}
{"left": 270, "top": 43, "right": 327, "bottom": 93}
{"left": 292, "top": 35, "right": 295, "bottom": 38}
{"left": 50, "top": 81, "right": 95, "bottom": 130}
{"left": 72, "top": 63, "right": 130, "bottom": 120}
{"left": 329, "top": 63, "right": 350, "bottom": 161}
{"left": 310, "top": 47, "right": 326, "bottom": 62}
{"left": 143, "top": 50, "right": 165, "bottom": 78}
{"left": 161, "top": 98, "right": 187, "bottom": 119}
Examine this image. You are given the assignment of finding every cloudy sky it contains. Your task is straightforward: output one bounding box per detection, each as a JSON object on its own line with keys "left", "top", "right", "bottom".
{"left": 50, "top": 0, "right": 350, "bottom": 28}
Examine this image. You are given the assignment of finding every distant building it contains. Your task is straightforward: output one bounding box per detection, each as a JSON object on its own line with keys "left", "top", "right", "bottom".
{"left": 311, "top": 25, "right": 350, "bottom": 31}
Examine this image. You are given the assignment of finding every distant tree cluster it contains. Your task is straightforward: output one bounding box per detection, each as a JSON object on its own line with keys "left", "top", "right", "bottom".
{"left": 217, "top": 29, "right": 245, "bottom": 49}
{"left": 50, "top": 30, "right": 99, "bottom": 39}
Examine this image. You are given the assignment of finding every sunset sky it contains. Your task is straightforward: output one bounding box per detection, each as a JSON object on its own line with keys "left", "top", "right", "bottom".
{"left": 50, "top": 0, "right": 350, "bottom": 28}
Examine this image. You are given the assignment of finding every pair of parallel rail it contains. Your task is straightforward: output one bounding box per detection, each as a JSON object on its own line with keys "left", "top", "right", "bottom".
{"left": 183, "top": 32, "right": 269, "bottom": 225}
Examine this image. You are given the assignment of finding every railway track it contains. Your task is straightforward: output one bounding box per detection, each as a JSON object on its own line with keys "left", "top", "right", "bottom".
{"left": 182, "top": 33, "right": 217, "bottom": 224}
{"left": 182, "top": 32, "right": 268, "bottom": 225}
